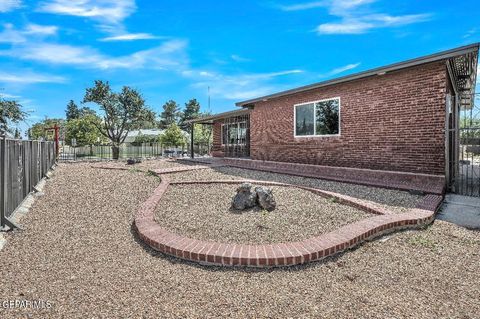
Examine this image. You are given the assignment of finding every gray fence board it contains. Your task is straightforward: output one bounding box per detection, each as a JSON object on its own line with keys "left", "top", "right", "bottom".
{"left": 1, "top": 137, "right": 56, "bottom": 228}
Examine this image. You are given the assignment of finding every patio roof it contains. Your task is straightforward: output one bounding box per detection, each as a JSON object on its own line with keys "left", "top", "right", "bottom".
{"left": 236, "top": 43, "right": 480, "bottom": 107}
{"left": 186, "top": 108, "right": 250, "bottom": 124}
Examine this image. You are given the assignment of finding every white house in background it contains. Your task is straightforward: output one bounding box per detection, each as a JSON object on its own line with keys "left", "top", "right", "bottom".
{"left": 123, "top": 129, "right": 164, "bottom": 144}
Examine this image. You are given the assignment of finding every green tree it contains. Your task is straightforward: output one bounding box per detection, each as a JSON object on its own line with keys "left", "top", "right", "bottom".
{"left": 180, "top": 98, "right": 200, "bottom": 130}
{"left": 82, "top": 80, "right": 151, "bottom": 159}
{"left": 460, "top": 116, "right": 480, "bottom": 139}
{"left": 159, "top": 100, "right": 180, "bottom": 129}
{"left": 193, "top": 112, "right": 213, "bottom": 145}
{"left": 66, "top": 100, "right": 96, "bottom": 120}
{"left": 29, "top": 118, "right": 64, "bottom": 140}
{"left": 66, "top": 100, "right": 81, "bottom": 120}
{"left": 14, "top": 128, "right": 21, "bottom": 139}
{"left": 131, "top": 133, "right": 160, "bottom": 146}
{"left": 160, "top": 123, "right": 186, "bottom": 146}
{"left": 65, "top": 114, "right": 105, "bottom": 146}
{"left": 132, "top": 109, "right": 157, "bottom": 129}
{"left": 0, "top": 98, "right": 26, "bottom": 135}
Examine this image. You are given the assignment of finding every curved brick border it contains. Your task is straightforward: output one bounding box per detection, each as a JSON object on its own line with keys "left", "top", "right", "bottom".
{"left": 92, "top": 163, "right": 443, "bottom": 267}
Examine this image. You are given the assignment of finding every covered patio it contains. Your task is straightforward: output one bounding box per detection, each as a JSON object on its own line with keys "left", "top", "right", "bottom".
{"left": 187, "top": 108, "right": 250, "bottom": 159}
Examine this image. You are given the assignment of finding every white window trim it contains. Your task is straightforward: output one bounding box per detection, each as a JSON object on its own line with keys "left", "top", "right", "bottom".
{"left": 293, "top": 96, "right": 341, "bottom": 138}
{"left": 221, "top": 121, "right": 247, "bottom": 146}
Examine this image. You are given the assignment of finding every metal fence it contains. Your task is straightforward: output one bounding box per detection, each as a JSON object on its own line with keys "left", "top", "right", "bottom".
{"left": 456, "top": 93, "right": 480, "bottom": 196}
{"left": 1, "top": 136, "right": 56, "bottom": 229}
{"left": 58, "top": 142, "right": 211, "bottom": 161}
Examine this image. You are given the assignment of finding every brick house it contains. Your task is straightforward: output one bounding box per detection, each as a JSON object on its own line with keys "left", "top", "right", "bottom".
{"left": 189, "top": 44, "right": 478, "bottom": 191}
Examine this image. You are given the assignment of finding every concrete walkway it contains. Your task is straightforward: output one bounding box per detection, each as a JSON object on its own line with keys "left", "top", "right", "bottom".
{"left": 437, "top": 194, "right": 480, "bottom": 230}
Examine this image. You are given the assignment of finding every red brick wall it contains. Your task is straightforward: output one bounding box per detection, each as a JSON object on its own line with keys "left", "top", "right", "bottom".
{"left": 214, "top": 61, "right": 448, "bottom": 175}
{"left": 211, "top": 121, "right": 224, "bottom": 157}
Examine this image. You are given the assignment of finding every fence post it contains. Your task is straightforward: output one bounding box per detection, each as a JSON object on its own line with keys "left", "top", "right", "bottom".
{"left": 1, "top": 136, "right": 20, "bottom": 230}
{"left": 1, "top": 135, "right": 6, "bottom": 229}
{"left": 190, "top": 123, "right": 194, "bottom": 158}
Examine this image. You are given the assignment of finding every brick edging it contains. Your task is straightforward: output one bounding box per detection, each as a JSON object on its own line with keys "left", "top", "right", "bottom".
{"left": 91, "top": 163, "right": 443, "bottom": 267}
{"left": 134, "top": 167, "right": 443, "bottom": 268}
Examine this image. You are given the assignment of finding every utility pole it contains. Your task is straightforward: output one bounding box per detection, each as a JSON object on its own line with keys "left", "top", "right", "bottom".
{"left": 207, "top": 86, "right": 211, "bottom": 112}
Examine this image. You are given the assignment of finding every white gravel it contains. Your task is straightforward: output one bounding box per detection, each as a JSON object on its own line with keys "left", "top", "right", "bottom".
{"left": 0, "top": 162, "right": 478, "bottom": 318}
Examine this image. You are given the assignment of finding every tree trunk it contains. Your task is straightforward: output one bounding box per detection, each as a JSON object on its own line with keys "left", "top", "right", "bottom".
{"left": 112, "top": 145, "right": 120, "bottom": 160}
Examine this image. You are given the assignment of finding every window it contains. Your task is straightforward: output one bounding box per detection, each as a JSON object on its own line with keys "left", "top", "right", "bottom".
{"left": 294, "top": 97, "right": 340, "bottom": 137}
{"left": 221, "top": 122, "right": 247, "bottom": 145}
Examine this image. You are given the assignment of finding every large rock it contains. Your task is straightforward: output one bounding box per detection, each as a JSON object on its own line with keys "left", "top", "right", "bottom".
{"left": 127, "top": 158, "right": 142, "bottom": 165}
{"left": 255, "top": 186, "right": 276, "bottom": 211}
{"left": 232, "top": 183, "right": 257, "bottom": 210}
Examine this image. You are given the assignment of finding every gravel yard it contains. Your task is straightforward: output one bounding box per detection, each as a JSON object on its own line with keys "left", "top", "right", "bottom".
{"left": 1, "top": 162, "right": 479, "bottom": 318}
{"left": 156, "top": 184, "right": 373, "bottom": 244}
{"left": 168, "top": 165, "right": 423, "bottom": 213}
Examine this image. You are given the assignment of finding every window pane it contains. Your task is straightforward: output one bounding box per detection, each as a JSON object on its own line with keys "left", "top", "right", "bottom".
{"left": 315, "top": 99, "right": 339, "bottom": 135}
{"left": 238, "top": 122, "right": 247, "bottom": 144}
{"left": 295, "top": 103, "right": 315, "bottom": 136}
{"left": 228, "top": 125, "right": 238, "bottom": 144}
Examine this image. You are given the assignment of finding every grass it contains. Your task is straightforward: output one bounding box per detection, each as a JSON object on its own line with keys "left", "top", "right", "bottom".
{"left": 408, "top": 235, "right": 437, "bottom": 251}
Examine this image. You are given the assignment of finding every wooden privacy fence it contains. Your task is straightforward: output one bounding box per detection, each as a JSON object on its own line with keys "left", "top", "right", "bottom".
{"left": 0, "top": 136, "right": 56, "bottom": 230}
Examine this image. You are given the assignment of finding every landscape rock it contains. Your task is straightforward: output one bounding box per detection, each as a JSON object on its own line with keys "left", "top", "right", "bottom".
{"left": 255, "top": 186, "right": 276, "bottom": 211}
{"left": 231, "top": 183, "right": 257, "bottom": 210}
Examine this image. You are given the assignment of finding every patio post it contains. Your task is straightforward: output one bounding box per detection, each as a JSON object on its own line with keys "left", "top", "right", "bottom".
{"left": 190, "top": 123, "right": 194, "bottom": 159}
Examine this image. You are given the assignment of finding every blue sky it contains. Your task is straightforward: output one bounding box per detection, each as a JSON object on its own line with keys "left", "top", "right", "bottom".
{"left": 0, "top": 0, "right": 479, "bottom": 134}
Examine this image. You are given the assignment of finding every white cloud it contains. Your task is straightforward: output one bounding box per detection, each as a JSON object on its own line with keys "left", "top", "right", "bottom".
{"left": 189, "top": 69, "right": 303, "bottom": 100}
{"left": 0, "top": 93, "right": 21, "bottom": 99}
{"left": 277, "top": 0, "right": 432, "bottom": 35}
{"left": 0, "top": 24, "right": 25, "bottom": 43}
{"left": 328, "top": 0, "right": 376, "bottom": 15}
{"left": 327, "top": 62, "right": 361, "bottom": 76}
{"left": 231, "top": 54, "right": 251, "bottom": 62}
{"left": 0, "top": 0, "right": 21, "bottom": 12}
{"left": 0, "top": 71, "right": 66, "bottom": 84}
{"left": 99, "top": 33, "right": 163, "bottom": 41}
{"left": 317, "top": 21, "right": 373, "bottom": 34}
{"left": 0, "top": 23, "right": 58, "bottom": 44}
{"left": 463, "top": 28, "right": 477, "bottom": 39}
{"left": 37, "top": 0, "right": 136, "bottom": 24}
{"left": 317, "top": 13, "right": 431, "bottom": 34}
{"left": 278, "top": 1, "right": 326, "bottom": 11}
{"left": 0, "top": 39, "right": 189, "bottom": 70}
{"left": 278, "top": 0, "right": 375, "bottom": 12}
{"left": 23, "top": 23, "right": 58, "bottom": 35}
{"left": 370, "top": 13, "right": 431, "bottom": 26}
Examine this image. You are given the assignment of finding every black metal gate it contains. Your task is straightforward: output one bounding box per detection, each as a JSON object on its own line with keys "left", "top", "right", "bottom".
{"left": 449, "top": 93, "right": 480, "bottom": 196}
{"left": 457, "top": 93, "right": 480, "bottom": 196}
